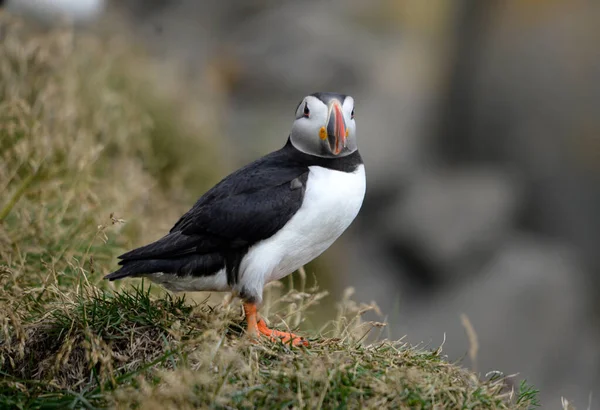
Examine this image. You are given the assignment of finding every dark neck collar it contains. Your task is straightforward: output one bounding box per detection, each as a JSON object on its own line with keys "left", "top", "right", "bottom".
{"left": 281, "top": 137, "right": 363, "bottom": 172}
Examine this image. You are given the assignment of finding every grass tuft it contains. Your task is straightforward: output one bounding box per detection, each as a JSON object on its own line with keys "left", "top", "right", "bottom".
{"left": 516, "top": 380, "right": 541, "bottom": 409}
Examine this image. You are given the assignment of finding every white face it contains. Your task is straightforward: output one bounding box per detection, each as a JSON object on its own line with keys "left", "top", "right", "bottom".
{"left": 289, "top": 94, "right": 357, "bottom": 158}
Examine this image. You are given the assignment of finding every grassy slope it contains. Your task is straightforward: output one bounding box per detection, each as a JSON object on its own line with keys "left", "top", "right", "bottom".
{"left": 0, "top": 16, "right": 540, "bottom": 410}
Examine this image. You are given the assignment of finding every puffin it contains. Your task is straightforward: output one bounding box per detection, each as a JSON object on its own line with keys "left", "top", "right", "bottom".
{"left": 0, "top": 0, "right": 104, "bottom": 23}
{"left": 105, "top": 92, "right": 365, "bottom": 346}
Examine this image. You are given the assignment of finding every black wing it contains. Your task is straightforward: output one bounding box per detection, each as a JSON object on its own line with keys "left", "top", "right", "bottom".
{"left": 171, "top": 162, "right": 309, "bottom": 243}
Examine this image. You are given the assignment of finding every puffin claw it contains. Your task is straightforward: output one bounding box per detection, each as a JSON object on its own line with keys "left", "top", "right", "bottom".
{"left": 257, "top": 319, "right": 309, "bottom": 347}
{"left": 244, "top": 302, "right": 309, "bottom": 347}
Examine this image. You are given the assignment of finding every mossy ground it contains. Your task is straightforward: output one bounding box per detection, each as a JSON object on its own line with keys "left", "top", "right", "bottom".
{"left": 1, "top": 280, "right": 539, "bottom": 410}
{"left": 0, "top": 14, "right": 540, "bottom": 410}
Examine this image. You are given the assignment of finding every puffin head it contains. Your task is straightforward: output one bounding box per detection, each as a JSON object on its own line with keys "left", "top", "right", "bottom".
{"left": 289, "top": 92, "right": 356, "bottom": 158}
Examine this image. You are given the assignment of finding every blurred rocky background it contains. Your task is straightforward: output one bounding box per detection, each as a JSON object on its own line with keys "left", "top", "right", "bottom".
{"left": 6, "top": 0, "right": 599, "bottom": 407}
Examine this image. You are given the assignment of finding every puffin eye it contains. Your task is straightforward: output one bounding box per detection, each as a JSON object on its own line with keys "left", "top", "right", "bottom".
{"left": 351, "top": 108, "right": 355, "bottom": 119}
{"left": 303, "top": 102, "right": 310, "bottom": 118}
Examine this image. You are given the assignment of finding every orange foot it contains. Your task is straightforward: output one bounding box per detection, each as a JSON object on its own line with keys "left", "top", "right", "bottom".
{"left": 244, "top": 302, "right": 309, "bottom": 347}
{"left": 256, "top": 319, "right": 309, "bottom": 346}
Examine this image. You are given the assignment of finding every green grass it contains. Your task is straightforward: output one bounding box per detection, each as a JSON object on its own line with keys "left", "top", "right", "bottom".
{"left": 1, "top": 281, "right": 536, "bottom": 410}
{"left": 0, "top": 14, "right": 540, "bottom": 410}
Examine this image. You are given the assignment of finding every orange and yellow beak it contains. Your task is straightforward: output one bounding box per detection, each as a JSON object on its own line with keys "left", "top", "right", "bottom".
{"left": 320, "top": 100, "right": 347, "bottom": 155}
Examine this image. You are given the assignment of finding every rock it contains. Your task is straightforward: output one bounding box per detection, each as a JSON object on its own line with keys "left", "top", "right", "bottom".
{"left": 336, "top": 228, "right": 409, "bottom": 315}
{"left": 382, "top": 167, "right": 520, "bottom": 282}
{"left": 225, "top": 2, "right": 376, "bottom": 99}
{"left": 390, "top": 235, "right": 599, "bottom": 408}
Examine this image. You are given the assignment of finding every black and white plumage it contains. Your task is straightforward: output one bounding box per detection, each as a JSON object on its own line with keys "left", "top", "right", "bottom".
{"left": 105, "top": 92, "right": 365, "bottom": 314}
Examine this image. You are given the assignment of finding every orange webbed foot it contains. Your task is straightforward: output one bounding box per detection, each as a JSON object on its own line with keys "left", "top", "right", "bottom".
{"left": 244, "top": 302, "right": 309, "bottom": 347}
{"left": 256, "top": 319, "right": 309, "bottom": 347}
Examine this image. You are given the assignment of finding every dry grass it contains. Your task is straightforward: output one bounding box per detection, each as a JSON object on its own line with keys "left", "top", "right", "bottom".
{"left": 0, "top": 14, "right": 540, "bottom": 410}
{"left": 2, "top": 279, "right": 539, "bottom": 410}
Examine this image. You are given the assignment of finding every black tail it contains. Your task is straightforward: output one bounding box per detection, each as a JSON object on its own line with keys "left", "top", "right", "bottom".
{"left": 117, "top": 232, "right": 200, "bottom": 261}
{"left": 104, "top": 253, "right": 225, "bottom": 281}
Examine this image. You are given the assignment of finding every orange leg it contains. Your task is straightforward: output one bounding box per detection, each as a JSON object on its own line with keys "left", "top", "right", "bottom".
{"left": 243, "top": 302, "right": 309, "bottom": 347}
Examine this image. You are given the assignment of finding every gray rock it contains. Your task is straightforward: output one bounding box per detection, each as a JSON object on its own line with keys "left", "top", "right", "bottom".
{"left": 225, "top": 2, "right": 377, "bottom": 99}
{"left": 336, "top": 228, "right": 408, "bottom": 315}
{"left": 384, "top": 168, "right": 520, "bottom": 277}
{"left": 388, "top": 235, "right": 599, "bottom": 408}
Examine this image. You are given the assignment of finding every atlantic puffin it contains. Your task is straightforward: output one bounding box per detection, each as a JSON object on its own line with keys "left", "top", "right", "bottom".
{"left": 0, "top": 0, "right": 104, "bottom": 23}
{"left": 105, "top": 92, "right": 365, "bottom": 346}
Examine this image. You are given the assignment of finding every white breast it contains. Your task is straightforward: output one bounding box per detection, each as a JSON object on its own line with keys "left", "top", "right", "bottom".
{"left": 238, "top": 164, "right": 366, "bottom": 300}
